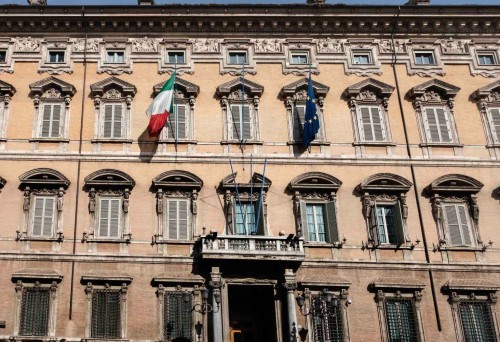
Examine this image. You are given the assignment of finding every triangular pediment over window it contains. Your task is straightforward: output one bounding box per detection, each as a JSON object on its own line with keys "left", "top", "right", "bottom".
{"left": 343, "top": 78, "right": 394, "bottom": 98}
{"left": 90, "top": 77, "right": 136, "bottom": 97}
{"left": 472, "top": 80, "right": 500, "bottom": 100}
{"left": 221, "top": 172, "right": 271, "bottom": 190}
{"left": 280, "top": 78, "right": 329, "bottom": 98}
{"left": 408, "top": 78, "right": 460, "bottom": 99}
{"left": 216, "top": 78, "right": 264, "bottom": 97}
{"left": 29, "top": 76, "right": 76, "bottom": 97}
{"left": 153, "top": 78, "right": 200, "bottom": 97}
{"left": 0, "top": 80, "right": 16, "bottom": 97}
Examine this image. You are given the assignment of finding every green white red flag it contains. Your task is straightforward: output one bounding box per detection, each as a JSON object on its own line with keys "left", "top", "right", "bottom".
{"left": 146, "top": 72, "right": 176, "bottom": 137}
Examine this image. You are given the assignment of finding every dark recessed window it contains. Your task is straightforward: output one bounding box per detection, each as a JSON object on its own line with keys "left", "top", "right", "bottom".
{"left": 353, "top": 52, "right": 372, "bottom": 65}
{"left": 415, "top": 52, "right": 436, "bottom": 65}
{"left": 167, "top": 51, "right": 185, "bottom": 64}
{"left": 106, "top": 51, "right": 125, "bottom": 64}
{"left": 291, "top": 52, "right": 309, "bottom": 65}
{"left": 228, "top": 52, "right": 247, "bottom": 65}
{"left": 477, "top": 53, "right": 497, "bottom": 66}
{"left": 48, "top": 51, "right": 65, "bottom": 64}
{"left": 0, "top": 50, "right": 6, "bottom": 63}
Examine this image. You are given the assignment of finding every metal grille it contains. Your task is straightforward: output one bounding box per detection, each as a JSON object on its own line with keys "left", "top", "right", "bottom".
{"left": 20, "top": 287, "right": 50, "bottom": 336}
{"left": 91, "top": 289, "right": 121, "bottom": 339}
{"left": 385, "top": 298, "right": 419, "bottom": 342}
{"left": 311, "top": 295, "right": 344, "bottom": 342}
{"left": 459, "top": 299, "right": 497, "bottom": 342}
{"left": 164, "top": 291, "right": 192, "bottom": 341}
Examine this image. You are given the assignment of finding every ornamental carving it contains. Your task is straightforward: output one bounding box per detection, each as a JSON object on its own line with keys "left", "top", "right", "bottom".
{"left": 254, "top": 39, "right": 283, "bottom": 53}
{"left": 357, "top": 90, "right": 377, "bottom": 102}
{"left": 379, "top": 39, "right": 406, "bottom": 54}
{"left": 44, "top": 88, "right": 61, "bottom": 98}
{"left": 439, "top": 38, "right": 468, "bottom": 54}
{"left": 71, "top": 38, "right": 100, "bottom": 53}
{"left": 14, "top": 36, "right": 41, "bottom": 52}
{"left": 192, "top": 39, "right": 220, "bottom": 53}
{"left": 104, "top": 88, "right": 122, "bottom": 99}
{"left": 419, "top": 91, "right": 442, "bottom": 103}
{"left": 130, "top": 37, "right": 158, "bottom": 53}
{"left": 315, "top": 38, "right": 342, "bottom": 53}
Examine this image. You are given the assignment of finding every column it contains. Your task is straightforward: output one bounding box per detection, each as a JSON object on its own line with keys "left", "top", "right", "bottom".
{"left": 284, "top": 269, "right": 298, "bottom": 342}
{"left": 210, "top": 267, "right": 223, "bottom": 342}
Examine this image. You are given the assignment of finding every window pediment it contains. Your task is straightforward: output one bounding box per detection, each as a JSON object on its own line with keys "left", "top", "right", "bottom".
{"left": 370, "top": 278, "right": 426, "bottom": 291}
{"left": 84, "top": 169, "right": 135, "bottom": 189}
{"left": 343, "top": 78, "right": 394, "bottom": 99}
{"left": 407, "top": 78, "right": 460, "bottom": 100}
{"left": 358, "top": 173, "right": 412, "bottom": 193}
{"left": 153, "top": 77, "right": 200, "bottom": 97}
{"left": 0, "top": 79, "right": 16, "bottom": 97}
{"left": 289, "top": 172, "right": 342, "bottom": 192}
{"left": 427, "top": 174, "right": 483, "bottom": 195}
{"left": 90, "top": 76, "right": 136, "bottom": 97}
{"left": 443, "top": 279, "right": 500, "bottom": 292}
{"left": 29, "top": 76, "right": 76, "bottom": 97}
{"left": 19, "top": 168, "right": 70, "bottom": 189}
{"left": 216, "top": 78, "right": 264, "bottom": 98}
{"left": 152, "top": 170, "right": 203, "bottom": 191}
{"left": 280, "top": 78, "right": 330, "bottom": 99}
{"left": 81, "top": 271, "right": 133, "bottom": 285}
{"left": 221, "top": 172, "right": 271, "bottom": 191}
{"left": 472, "top": 80, "right": 500, "bottom": 104}
{"left": 12, "top": 268, "right": 63, "bottom": 283}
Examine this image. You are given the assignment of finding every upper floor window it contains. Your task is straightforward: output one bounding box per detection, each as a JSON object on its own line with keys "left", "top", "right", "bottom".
{"left": 353, "top": 51, "right": 373, "bottom": 65}
{"left": 477, "top": 52, "right": 498, "bottom": 66}
{"left": 152, "top": 170, "right": 203, "bottom": 243}
{"left": 344, "top": 78, "right": 395, "bottom": 145}
{"left": 290, "top": 51, "right": 309, "bottom": 65}
{"left": 29, "top": 77, "right": 76, "bottom": 141}
{"left": 228, "top": 51, "right": 247, "bottom": 65}
{"left": 289, "top": 172, "right": 342, "bottom": 244}
{"left": 47, "top": 51, "right": 65, "bottom": 64}
{"left": 414, "top": 51, "right": 436, "bottom": 65}
{"left": 90, "top": 77, "right": 136, "bottom": 141}
{"left": 0, "top": 50, "right": 6, "bottom": 63}
{"left": 359, "top": 173, "right": 413, "bottom": 248}
{"left": 84, "top": 169, "right": 135, "bottom": 242}
{"left": 18, "top": 168, "right": 70, "bottom": 242}
{"left": 408, "top": 79, "right": 461, "bottom": 146}
{"left": 221, "top": 173, "right": 271, "bottom": 235}
{"left": 217, "top": 77, "right": 263, "bottom": 143}
{"left": 167, "top": 50, "right": 186, "bottom": 64}
{"left": 106, "top": 51, "right": 125, "bottom": 64}
{"left": 0, "top": 80, "right": 15, "bottom": 140}
{"left": 12, "top": 269, "right": 63, "bottom": 338}
{"left": 473, "top": 81, "right": 500, "bottom": 147}
{"left": 428, "top": 174, "right": 484, "bottom": 249}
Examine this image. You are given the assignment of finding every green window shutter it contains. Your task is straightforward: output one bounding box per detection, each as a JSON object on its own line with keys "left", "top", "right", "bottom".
{"left": 112, "top": 104, "right": 123, "bottom": 138}
{"left": 91, "top": 290, "right": 121, "bottom": 339}
{"left": 242, "top": 105, "right": 252, "bottom": 140}
{"left": 103, "top": 104, "right": 113, "bottom": 138}
{"left": 371, "top": 106, "right": 385, "bottom": 141}
{"left": 489, "top": 108, "right": 500, "bottom": 143}
{"left": 435, "top": 107, "right": 451, "bottom": 142}
{"left": 20, "top": 287, "right": 50, "bottom": 336}
{"left": 360, "top": 106, "right": 373, "bottom": 141}
{"left": 325, "top": 201, "right": 339, "bottom": 243}
{"left": 32, "top": 197, "right": 55, "bottom": 237}
{"left": 393, "top": 200, "right": 406, "bottom": 246}
{"left": 294, "top": 105, "right": 306, "bottom": 141}
{"left": 41, "top": 104, "right": 53, "bottom": 138}
{"left": 165, "top": 292, "right": 192, "bottom": 341}
{"left": 300, "top": 200, "right": 308, "bottom": 239}
{"left": 444, "top": 204, "right": 462, "bottom": 246}
{"left": 230, "top": 105, "right": 241, "bottom": 140}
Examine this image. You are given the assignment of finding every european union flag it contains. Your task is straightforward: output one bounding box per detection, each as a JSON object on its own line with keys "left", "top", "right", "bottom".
{"left": 303, "top": 72, "right": 319, "bottom": 148}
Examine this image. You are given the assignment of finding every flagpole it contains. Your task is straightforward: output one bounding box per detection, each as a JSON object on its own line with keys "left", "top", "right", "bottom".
{"left": 307, "top": 63, "right": 312, "bottom": 153}
{"left": 255, "top": 158, "right": 267, "bottom": 234}
{"left": 174, "top": 62, "right": 178, "bottom": 150}
{"left": 241, "top": 61, "right": 245, "bottom": 153}
{"left": 249, "top": 153, "right": 254, "bottom": 233}
{"left": 229, "top": 159, "right": 245, "bottom": 234}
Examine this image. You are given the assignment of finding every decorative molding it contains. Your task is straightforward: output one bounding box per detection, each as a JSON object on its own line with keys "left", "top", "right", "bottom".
{"left": 359, "top": 173, "right": 412, "bottom": 193}
{"left": 344, "top": 39, "right": 383, "bottom": 76}
{"left": 14, "top": 36, "right": 42, "bottom": 53}
{"left": 0, "top": 38, "right": 14, "bottom": 74}
{"left": 469, "top": 41, "right": 500, "bottom": 78}
{"left": 427, "top": 174, "right": 484, "bottom": 195}
{"left": 0, "top": 79, "right": 15, "bottom": 139}
{"left": 220, "top": 39, "right": 257, "bottom": 76}
{"left": 253, "top": 38, "right": 284, "bottom": 54}
{"left": 159, "top": 39, "right": 194, "bottom": 75}
{"left": 19, "top": 168, "right": 71, "bottom": 189}
{"left": 406, "top": 40, "right": 446, "bottom": 77}
{"left": 97, "top": 40, "right": 133, "bottom": 75}
{"left": 282, "top": 39, "right": 318, "bottom": 76}
{"left": 38, "top": 38, "right": 73, "bottom": 75}
{"left": 473, "top": 81, "right": 500, "bottom": 148}
{"left": 84, "top": 169, "right": 135, "bottom": 189}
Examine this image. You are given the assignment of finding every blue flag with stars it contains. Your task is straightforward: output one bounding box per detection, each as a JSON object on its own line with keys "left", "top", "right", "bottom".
{"left": 303, "top": 70, "right": 319, "bottom": 148}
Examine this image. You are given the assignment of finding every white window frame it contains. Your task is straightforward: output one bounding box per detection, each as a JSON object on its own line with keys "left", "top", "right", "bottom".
{"left": 357, "top": 105, "right": 388, "bottom": 142}
{"left": 99, "top": 102, "right": 125, "bottom": 139}
{"left": 228, "top": 51, "right": 248, "bottom": 65}
{"left": 414, "top": 51, "right": 436, "bottom": 65}
{"left": 352, "top": 51, "right": 373, "bottom": 65}
{"left": 290, "top": 51, "right": 309, "bottom": 65}
{"left": 442, "top": 203, "right": 474, "bottom": 247}
{"left": 486, "top": 106, "right": 500, "bottom": 144}
{"left": 477, "top": 51, "right": 498, "bottom": 66}
{"left": 47, "top": 50, "right": 65, "bottom": 64}
{"left": 422, "top": 105, "right": 454, "bottom": 143}
{"left": 165, "top": 198, "right": 191, "bottom": 240}
{"left": 166, "top": 50, "right": 186, "bottom": 64}
{"left": 106, "top": 50, "right": 125, "bottom": 64}
{"left": 234, "top": 200, "right": 259, "bottom": 235}
{"left": 305, "top": 203, "right": 327, "bottom": 243}
{"left": 96, "top": 197, "right": 123, "bottom": 239}
{"left": 0, "top": 49, "right": 7, "bottom": 63}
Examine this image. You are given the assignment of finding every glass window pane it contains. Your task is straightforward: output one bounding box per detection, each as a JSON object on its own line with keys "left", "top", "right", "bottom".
{"left": 48, "top": 51, "right": 64, "bottom": 63}
{"left": 478, "top": 54, "right": 495, "bottom": 65}
{"left": 107, "top": 51, "right": 124, "bottom": 63}
{"left": 291, "top": 54, "right": 308, "bottom": 64}
{"left": 353, "top": 54, "right": 371, "bottom": 64}
{"left": 235, "top": 202, "right": 257, "bottom": 235}
{"left": 229, "top": 52, "right": 247, "bottom": 64}
{"left": 385, "top": 299, "right": 418, "bottom": 342}
{"left": 459, "top": 300, "right": 496, "bottom": 342}
{"left": 415, "top": 52, "right": 435, "bottom": 65}
{"left": 0, "top": 50, "right": 6, "bottom": 63}
{"left": 167, "top": 51, "right": 185, "bottom": 64}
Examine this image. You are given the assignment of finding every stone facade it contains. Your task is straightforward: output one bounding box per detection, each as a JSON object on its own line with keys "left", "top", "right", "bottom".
{"left": 0, "top": 2, "right": 499, "bottom": 342}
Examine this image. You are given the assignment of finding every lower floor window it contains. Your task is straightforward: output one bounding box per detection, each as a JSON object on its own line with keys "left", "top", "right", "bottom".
{"left": 164, "top": 291, "right": 192, "bottom": 341}
{"left": 91, "top": 290, "right": 121, "bottom": 339}
{"left": 20, "top": 287, "right": 50, "bottom": 336}
{"left": 459, "top": 299, "right": 497, "bottom": 342}
{"left": 311, "top": 295, "right": 344, "bottom": 342}
{"left": 385, "top": 298, "right": 419, "bottom": 342}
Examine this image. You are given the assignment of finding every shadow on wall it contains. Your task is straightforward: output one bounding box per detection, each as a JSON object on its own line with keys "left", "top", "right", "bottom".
{"left": 138, "top": 127, "right": 158, "bottom": 162}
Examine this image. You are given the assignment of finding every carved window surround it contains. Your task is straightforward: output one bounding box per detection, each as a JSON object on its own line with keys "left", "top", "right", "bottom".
{"left": 159, "top": 39, "right": 194, "bottom": 75}
{"left": 220, "top": 39, "right": 257, "bottom": 76}
{"left": 443, "top": 280, "right": 500, "bottom": 342}
{"left": 282, "top": 40, "right": 318, "bottom": 76}
{"left": 83, "top": 169, "right": 135, "bottom": 244}
{"left": 371, "top": 278, "right": 426, "bottom": 342}
{"left": 0, "top": 79, "right": 15, "bottom": 141}
{"left": 38, "top": 38, "right": 72, "bottom": 75}
{"left": 98, "top": 40, "right": 132, "bottom": 75}
{"left": 472, "top": 81, "right": 500, "bottom": 159}
{"left": 0, "top": 37, "right": 14, "bottom": 74}
{"left": 344, "top": 40, "right": 382, "bottom": 76}
{"left": 220, "top": 172, "right": 271, "bottom": 235}
{"left": 406, "top": 40, "right": 446, "bottom": 77}
{"left": 469, "top": 40, "right": 500, "bottom": 78}
{"left": 28, "top": 76, "right": 76, "bottom": 144}
{"left": 17, "top": 168, "right": 70, "bottom": 243}
{"left": 358, "top": 173, "right": 413, "bottom": 250}
{"left": 82, "top": 273, "right": 133, "bottom": 340}
{"left": 427, "top": 174, "right": 485, "bottom": 253}
{"left": 152, "top": 170, "right": 203, "bottom": 244}
{"left": 12, "top": 268, "right": 63, "bottom": 339}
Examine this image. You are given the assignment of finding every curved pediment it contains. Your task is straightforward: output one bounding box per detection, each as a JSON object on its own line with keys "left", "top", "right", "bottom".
{"left": 153, "top": 78, "right": 200, "bottom": 97}
{"left": 359, "top": 173, "right": 412, "bottom": 192}
{"left": 153, "top": 170, "right": 203, "bottom": 190}
{"left": 19, "top": 168, "right": 70, "bottom": 189}
{"left": 221, "top": 172, "right": 271, "bottom": 190}
{"left": 216, "top": 78, "right": 264, "bottom": 98}
{"left": 428, "top": 174, "right": 483, "bottom": 194}
{"left": 29, "top": 76, "right": 76, "bottom": 97}
{"left": 289, "top": 172, "right": 342, "bottom": 192}
{"left": 343, "top": 78, "right": 395, "bottom": 98}
{"left": 90, "top": 77, "right": 137, "bottom": 97}
{"left": 84, "top": 169, "right": 135, "bottom": 189}
{"left": 408, "top": 78, "right": 460, "bottom": 99}
{"left": 0, "top": 80, "right": 16, "bottom": 97}
{"left": 280, "top": 78, "right": 330, "bottom": 98}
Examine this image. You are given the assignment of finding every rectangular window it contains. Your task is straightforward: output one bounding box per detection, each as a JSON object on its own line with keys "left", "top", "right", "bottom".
{"left": 0, "top": 50, "right": 6, "bottom": 63}
{"left": 374, "top": 201, "right": 405, "bottom": 245}
{"left": 477, "top": 53, "right": 497, "bottom": 66}
{"left": 47, "top": 51, "right": 65, "bottom": 63}
{"left": 359, "top": 106, "right": 385, "bottom": 142}
{"left": 40, "top": 104, "right": 62, "bottom": 138}
{"left": 291, "top": 52, "right": 309, "bottom": 65}
{"left": 415, "top": 52, "right": 436, "bottom": 65}
{"left": 91, "top": 290, "right": 121, "bottom": 339}
{"left": 385, "top": 298, "right": 419, "bottom": 342}
{"left": 423, "top": 106, "right": 452, "bottom": 143}
{"left": 98, "top": 198, "right": 121, "bottom": 238}
{"left": 165, "top": 104, "right": 187, "bottom": 140}
{"left": 166, "top": 198, "right": 189, "bottom": 240}
{"left": 311, "top": 295, "right": 344, "bottom": 342}
{"left": 459, "top": 299, "right": 497, "bottom": 342}
{"left": 167, "top": 51, "right": 186, "bottom": 64}
{"left": 487, "top": 107, "right": 500, "bottom": 143}
{"left": 31, "top": 196, "right": 55, "bottom": 237}
{"left": 293, "top": 104, "right": 306, "bottom": 141}
{"left": 19, "top": 287, "right": 50, "bottom": 336}
{"left": 302, "top": 201, "right": 338, "bottom": 243}
{"left": 102, "top": 104, "right": 123, "bottom": 139}
{"left": 353, "top": 52, "right": 372, "bottom": 65}
{"left": 443, "top": 203, "right": 473, "bottom": 246}
{"left": 235, "top": 201, "right": 258, "bottom": 235}
{"left": 106, "top": 51, "right": 125, "bottom": 64}
{"left": 228, "top": 52, "right": 247, "bottom": 65}
{"left": 164, "top": 292, "right": 192, "bottom": 341}
{"left": 230, "top": 104, "right": 252, "bottom": 140}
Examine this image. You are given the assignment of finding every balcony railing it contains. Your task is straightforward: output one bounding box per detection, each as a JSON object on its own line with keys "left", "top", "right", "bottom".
{"left": 199, "top": 235, "right": 305, "bottom": 261}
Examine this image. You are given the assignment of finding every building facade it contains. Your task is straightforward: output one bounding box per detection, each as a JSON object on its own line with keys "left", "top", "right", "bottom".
{"left": 0, "top": 0, "right": 499, "bottom": 341}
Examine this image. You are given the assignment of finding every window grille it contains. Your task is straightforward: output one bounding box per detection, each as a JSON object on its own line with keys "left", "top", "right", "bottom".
{"left": 164, "top": 291, "right": 192, "bottom": 341}
{"left": 311, "top": 295, "right": 344, "bottom": 342}
{"left": 459, "top": 299, "right": 497, "bottom": 342}
{"left": 385, "top": 298, "right": 419, "bottom": 342}
{"left": 19, "top": 287, "right": 50, "bottom": 336}
{"left": 91, "top": 289, "right": 121, "bottom": 339}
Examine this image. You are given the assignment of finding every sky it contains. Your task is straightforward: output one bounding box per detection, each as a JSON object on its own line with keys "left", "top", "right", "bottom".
{"left": 1, "top": 0, "right": 499, "bottom": 5}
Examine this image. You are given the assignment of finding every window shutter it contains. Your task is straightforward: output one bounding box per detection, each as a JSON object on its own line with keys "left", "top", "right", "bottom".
{"left": 425, "top": 108, "right": 441, "bottom": 142}
{"left": 98, "top": 199, "right": 110, "bottom": 237}
{"left": 103, "top": 105, "right": 113, "bottom": 138}
{"left": 458, "top": 205, "right": 472, "bottom": 246}
{"left": 109, "top": 199, "right": 120, "bottom": 238}
{"left": 231, "top": 105, "right": 241, "bottom": 140}
{"left": 42, "top": 198, "right": 55, "bottom": 237}
{"left": 489, "top": 108, "right": 500, "bottom": 143}
{"left": 243, "top": 105, "right": 252, "bottom": 140}
{"left": 300, "top": 201, "right": 308, "bottom": 239}
{"left": 360, "top": 106, "right": 374, "bottom": 141}
{"left": 294, "top": 105, "right": 305, "bottom": 141}
{"left": 50, "top": 104, "right": 61, "bottom": 138}
{"left": 444, "top": 205, "right": 462, "bottom": 245}
{"left": 167, "top": 199, "right": 178, "bottom": 239}
{"left": 257, "top": 201, "right": 265, "bottom": 235}
{"left": 371, "top": 107, "right": 385, "bottom": 141}
{"left": 32, "top": 197, "right": 54, "bottom": 237}
{"left": 32, "top": 197, "right": 45, "bottom": 236}
{"left": 370, "top": 203, "right": 380, "bottom": 246}
{"left": 112, "top": 104, "right": 123, "bottom": 138}
{"left": 435, "top": 107, "right": 451, "bottom": 142}
{"left": 325, "top": 201, "right": 339, "bottom": 243}
{"left": 178, "top": 200, "right": 189, "bottom": 240}
{"left": 176, "top": 104, "right": 187, "bottom": 139}
{"left": 41, "top": 104, "right": 53, "bottom": 138}
{"left": 393, "top": 200, "right": 406, "bottom": 245}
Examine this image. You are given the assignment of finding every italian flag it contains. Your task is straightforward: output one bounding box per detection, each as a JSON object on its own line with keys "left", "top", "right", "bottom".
{"left": 146, "top": 72, "right": 176, "bottom": 138}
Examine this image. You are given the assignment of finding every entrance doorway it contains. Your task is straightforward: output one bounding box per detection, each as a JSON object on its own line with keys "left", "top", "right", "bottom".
{"left": 228, "top": 285, "right": 278, "bottom": 342}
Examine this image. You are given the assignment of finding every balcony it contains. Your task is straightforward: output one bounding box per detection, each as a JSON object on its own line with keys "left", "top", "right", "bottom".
{"left": 199, "top": 234, "right": 305, "bottom": 262}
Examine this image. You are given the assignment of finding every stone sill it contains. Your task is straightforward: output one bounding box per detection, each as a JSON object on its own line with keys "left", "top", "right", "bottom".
{"left": 91, "top": 139, "right": 133, "bottom": 144}
{"left": 353, "top": 141, "right": 396, "bottom": 147}
{"left": 419, "top": 142, "right": 464, "bottom": 148}
{"left": 157, "top": 139, "right": 198, "bottom": 145}
{"left": 84, "top": 238, "right": 131, "bottom": 244}
{"left": 221, "top": 140, "right": 264, "bottom": 145}
{"left": 287, "top": 141, "right": 330, "bottom": 146}
{"left": 29, "top": 138, "right": 70, "bottom": 143}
